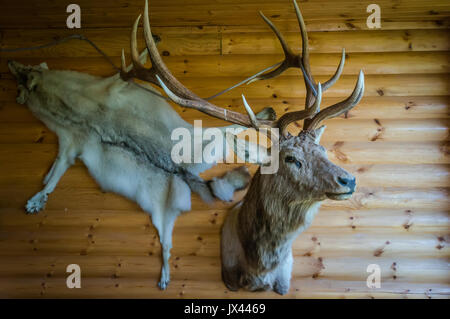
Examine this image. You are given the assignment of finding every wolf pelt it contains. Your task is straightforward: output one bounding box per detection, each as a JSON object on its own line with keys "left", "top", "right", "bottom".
{"left": 7, "top": 58, "right": 275, "bottom": 289}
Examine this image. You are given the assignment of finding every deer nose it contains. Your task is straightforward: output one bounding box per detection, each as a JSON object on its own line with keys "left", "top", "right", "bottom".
{"left": 337, "top": 177, "right": 356, "bottom": 191}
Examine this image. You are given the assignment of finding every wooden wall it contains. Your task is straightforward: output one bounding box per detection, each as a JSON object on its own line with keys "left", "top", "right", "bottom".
{"left": 0, "top": 0, "right": 449, "bottom": 298}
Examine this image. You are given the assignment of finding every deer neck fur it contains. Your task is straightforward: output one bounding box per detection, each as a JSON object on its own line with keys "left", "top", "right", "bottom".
{"left": 236, "top": 167, "right": 321, "bottom": 272}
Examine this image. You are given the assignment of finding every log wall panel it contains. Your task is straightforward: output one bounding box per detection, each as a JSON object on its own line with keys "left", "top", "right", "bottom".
{"left": 1, "top": 0, "right": 449, "bottom": 29}
{"left": 1, "top": 119, "right": 448, "bottom": 144}
{"left": 0, "top": 74, "right": 449, "bottom": 102}
{"left": 2, "top": 96, "right": 447, "bottom": 122}
{"left": 2, "top": 52, "right": 449, "bottom": 77}
{"left": 2, "top": 29, "right": 449, "bottom": 58}
{"left": 0, "top": 0, "right": 448, "bottom": 299}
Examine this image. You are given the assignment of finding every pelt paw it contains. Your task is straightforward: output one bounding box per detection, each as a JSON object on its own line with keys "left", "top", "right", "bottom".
{"left": 158, "top": 268, "right": 170, "bottom": 290}
{"left": 158, "top": 278, "right": 170, "bottom": 290}
{"left": 274, "top": 282, "right": 289, "bottom": 295}
{"left": 25, "top": 192, "right": 48, "bottom": 214}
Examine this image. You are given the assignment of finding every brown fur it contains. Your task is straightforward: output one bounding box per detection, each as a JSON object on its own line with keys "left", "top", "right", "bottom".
{"left": 221, "top": 129, "right": 356, "bottom": 294}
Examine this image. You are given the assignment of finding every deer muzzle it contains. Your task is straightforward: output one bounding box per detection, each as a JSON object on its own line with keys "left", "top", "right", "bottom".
{"left": 325, "top": 175, "right": 356, "bottom": 200}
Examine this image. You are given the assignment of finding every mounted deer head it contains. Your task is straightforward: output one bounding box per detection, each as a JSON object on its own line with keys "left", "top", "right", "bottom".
{"left": 219, "top": 1, "right": 364, "bottom": 295}
{"left": 119, "top": 0, "right": 363, "bottom": 294}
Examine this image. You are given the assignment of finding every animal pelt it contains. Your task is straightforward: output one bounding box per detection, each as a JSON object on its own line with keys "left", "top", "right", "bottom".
{"left": 8, "top": 59, "right": 253, "bottom": 289}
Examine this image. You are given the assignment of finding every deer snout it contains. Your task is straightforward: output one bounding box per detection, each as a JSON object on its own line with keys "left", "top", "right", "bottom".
{"left": 325, "top": 171, "right": 356, "bottom": 201}
{"left": 337, "top": 176, "right": 356, "bottom": 192}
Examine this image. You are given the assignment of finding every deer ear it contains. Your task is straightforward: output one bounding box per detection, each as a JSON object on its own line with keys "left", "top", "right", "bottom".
{"left": 312, "top": 125, "right": 326, "bottom": 144}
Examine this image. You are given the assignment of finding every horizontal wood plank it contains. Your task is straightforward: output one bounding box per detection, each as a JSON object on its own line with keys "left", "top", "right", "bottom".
{"left": 1, "top": 74, "right": 449, "bottom": 104}
{"left": 2, "top": 52, "right": 448, "bottom": 80}
{"left": 0, "top": 0, "right": 448, "bottom": 299}
{"left": 0, "top": 119, "right": 447, "bottom": 144}
{"left": 0, "top": 208, "right": 448, "bottom": 231}
{"left": 2, "top": 97, "right": 447, "bottom": 125}
{"left": 2, "top": 29, "right": 449, "bottom": 60}
{"left": 1, "top": 0, "right": 449, "bottom": 29}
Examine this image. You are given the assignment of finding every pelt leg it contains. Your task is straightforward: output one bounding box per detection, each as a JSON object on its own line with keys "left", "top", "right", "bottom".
{"left": 152, "top": 210, "right": 179, "bottom": 290}
{"left": 26, "top": 144, "right": 76, "bottom": 214}
{"left": 273, "top": 251, "right": 293, "bottom": 295}
{"left": 43, "top": 160, "right": 58, "bottom": 185}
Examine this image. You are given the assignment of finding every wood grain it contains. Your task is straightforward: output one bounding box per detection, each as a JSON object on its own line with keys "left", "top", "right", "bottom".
{"left": 0, "top": 0, "right": 448, "bottom": 299}
{"left": 1, "top": 0, "right": 449, "bottom": 29}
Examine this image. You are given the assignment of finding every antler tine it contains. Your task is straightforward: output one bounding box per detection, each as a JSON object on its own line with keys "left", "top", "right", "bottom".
{"left": 131, "top": 15, "right": 146, "bottom": 70}
{"left": 277, "top": 82, "right": 322, "bottom": 135}
{"left": 248, "top": 10, "right": 306, "bottom": 84}
{"left": 302, "top": 49, "right": 345, "bottom": 129}
{"left": 142, "top": 0, "right": 159, "bottom": 66}
{"left": 142, "top": 0, "right": 200, "bottom": 100}
{"left": 260, "top": 12, "right": 294, "bottom": 59}
{"left": 245, "top": 12, "right": 298, "bottom": 84}
{"left": 241, "top": 94, "right": 260, "bottom": 129}
{"left": 246, "top": 60, "right": 290, "bottom": 85}
{"left": 121, "top": 49, "right": 128, "bottom": 74}
{"left": 292, "top": 0, "right": 310, "bottom": 75}
{"left": 292, "top": 0, "right": 318, "bottom": 113}
{"left": 309, "top": 82, "right": 322, "bottom": 115}
{"left": 120, "top": 0, "right": 196, "bottom": 95}
{"left": 120, "top": 12, "right": 160, "bottom": 86}
{"left": 322, "top": 48, "right": 345, "bottom": 91}
{"left": 304, "top": 70, "right": 365, "bottom": 130}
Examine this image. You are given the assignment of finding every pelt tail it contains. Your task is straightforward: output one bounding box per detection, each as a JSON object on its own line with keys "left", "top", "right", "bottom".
{"left": 182, "top": 171, "right": 215, "bottom": 203}
{"left": 208, "top": 166, "right": 251, "bottom": 202}
{"left": 182, "top": 166, "right": 251, "bottom": 203}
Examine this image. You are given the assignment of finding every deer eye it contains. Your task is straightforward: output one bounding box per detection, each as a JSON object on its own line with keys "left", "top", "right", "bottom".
{"left": 285, "top": 156, "right": 302, "bottom": 168}
{"left": 285, "top": 156, "right": 295, "bottom": 163}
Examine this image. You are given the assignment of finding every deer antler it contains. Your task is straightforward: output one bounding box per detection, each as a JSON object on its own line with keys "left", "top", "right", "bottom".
{"left": 245, "top": 0, "right": 364, "bottom": 132}
{"left": 121, "top": 0, "right": 275, "bottom": 129}
{"left": 121, "top": 0, "right": 363, "bottom": 136}
{"left": 304, "top": 70, "right": 364, "bottom": 130}
{"left": 121, "top": 0, "right": 325, "bottom": 133}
